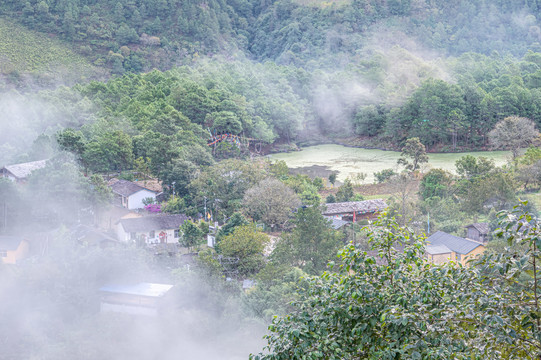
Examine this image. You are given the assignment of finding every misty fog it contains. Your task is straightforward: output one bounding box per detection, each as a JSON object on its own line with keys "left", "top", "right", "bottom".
{"left": 3, "top": 0, "right": 541, "bottom": 358}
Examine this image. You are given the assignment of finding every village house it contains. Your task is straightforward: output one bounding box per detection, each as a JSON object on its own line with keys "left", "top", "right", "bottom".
{"left": 426, "top": 230, "right": 485, "bottom": 266}
{"left": 324, "top": 217, "right": 350, "bottom": 230}
{"left": 322, "top": 199, "right": 388, "bottom": 222}
{"left": 116, "top": 214, "right": 188, "bottom": 244}
{"left": 464, "top": 222, "right": 490, "bottom": 244}
{"left": 109, "top": 179, "right": 158, "bottom": 210}
{"left": 1, "top": 159, "right": 47, "bottom": 183}
{"left": 99, "top": 282, "right": 174, "bottom": 316}
{"left": 72, "top": 224, "right": 119, "bottom": 248}
{"left": 0, "top": 236, "right": 30, "bottom": 264}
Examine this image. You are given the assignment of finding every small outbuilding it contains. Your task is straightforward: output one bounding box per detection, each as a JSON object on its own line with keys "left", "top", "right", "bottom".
{"left": 0, "top": 236, "right": 30, "bottom": 264}
{"left": 1, "top": 159, "right": 47, "bottom": 183}
{"left": 426, "top": 231, "right": 485, "bottom": 266}
{"left": 109, "top": 179, "right": 158, "bottom": 210}
{"left": 464, "top": 223, "right": 490, "bottom": 244}
{"left": 99, "top": 282, "right": 174, "bottom": 316}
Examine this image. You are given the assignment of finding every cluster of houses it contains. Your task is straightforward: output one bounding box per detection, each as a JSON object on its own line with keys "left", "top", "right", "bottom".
{"left": 321, "top": 199, "right": 489, "bottom": 266}
{"left": 0, "top": 159, "right": 497, "bottom": 317}
{"left": 0, "top": 160, "right": 191, "bottom": 265}
{"left": 1, "top": 158, "right": 490, "bottom": 268}
{"left": 3, "top": 159, "right": 492, "bottom": 266}
{"left": 425, "top": 224, "right": 488, "bottom": 266}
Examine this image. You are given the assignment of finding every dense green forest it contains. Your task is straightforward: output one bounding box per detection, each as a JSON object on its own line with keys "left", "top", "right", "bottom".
{"left": 3, "top": 1, "right": 541, "bottom": 153}
{"left": 3, "top": 0, "right": 541, "bottom": 71}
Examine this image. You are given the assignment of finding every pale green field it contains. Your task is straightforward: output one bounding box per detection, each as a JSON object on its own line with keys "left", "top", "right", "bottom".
{"left": 270, "top": 144, "right": 511, "bottom": 183}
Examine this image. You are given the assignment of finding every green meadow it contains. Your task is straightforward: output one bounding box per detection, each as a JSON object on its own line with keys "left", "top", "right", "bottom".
{"left": 0, "top": 17, "right": 96, "bottom": 79}
{"left": 270, "top": 144, "right": 511, "bottom": 183}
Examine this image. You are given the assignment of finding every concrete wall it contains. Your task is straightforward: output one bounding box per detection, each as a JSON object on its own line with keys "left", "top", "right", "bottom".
{"left": 428, "top": 251, "right": 455, "bottom": 265}
{"left": 427, "top": 245, "right": 484, "bottom": 266}
{"left": 116, "top": 225, "right": 180, "bottom": 244}
{"left": 459, "top": 245, "right": 485, "bottom": 266}
{"left": 145, "top": 229, "right": 179, "bottom": 244}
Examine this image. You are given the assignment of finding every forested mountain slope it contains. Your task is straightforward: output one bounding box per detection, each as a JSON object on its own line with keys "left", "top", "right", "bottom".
{"left": 3, "top": 0, "right": 541, "bottom": 162}
{"left": 2, "top": 0, "right": 541, "bottom": 74}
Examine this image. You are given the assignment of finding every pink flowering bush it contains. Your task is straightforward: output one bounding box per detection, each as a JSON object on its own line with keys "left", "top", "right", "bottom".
{"left": 144, "top": 203, "right": 161, "bottom": 213}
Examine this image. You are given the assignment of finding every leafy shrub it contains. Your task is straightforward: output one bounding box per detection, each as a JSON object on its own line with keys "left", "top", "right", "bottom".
{"left": 374, "top": 168, "right": 396, "bottom": 183}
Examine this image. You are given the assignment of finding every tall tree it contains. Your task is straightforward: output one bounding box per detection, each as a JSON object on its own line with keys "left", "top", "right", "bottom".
{"left": 179, "top": 220, "right": 204, "bottom": 252}
{"left": 219, "top": 224, "right": 269, "bottom": 277}
{"left": 272, "top": 206, "right": 344, "bottom": 275}
{"left": 489, "top": 116, "right": 539, "bottom": 159}
{"left": 243, "top": 178, "right": 301, "bottom": 230}
{"left": 397, "top": 137, "right": 428, "bottom": 172}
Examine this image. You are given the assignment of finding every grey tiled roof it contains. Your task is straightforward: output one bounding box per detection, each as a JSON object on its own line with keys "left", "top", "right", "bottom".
{"left": 427, "top": 231, "right": 483, "bottom": 255}
{"left": 3, "top": 159, "right": 47, "bottom": 179}
{"left": 110, "top": 179, "right": 157, "bottom": 197}
{"left": 323, "top": 199, "right": 387, "bottom": 216}
{"left": 324, "top": 217, "right": 350, "bottom": 229}
{"left": 72, "top": 224, "right": 118, "bottom": 245}
{"left": 465, "top": 223, "right": 490, "bottom": 235}
{"left": 119, "top": 214, "right": 188, "bottom": 233}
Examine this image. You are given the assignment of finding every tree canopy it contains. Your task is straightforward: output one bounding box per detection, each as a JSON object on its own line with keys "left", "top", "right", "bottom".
{"left": 253, "top": 205, "right": 541, "bottom": 359}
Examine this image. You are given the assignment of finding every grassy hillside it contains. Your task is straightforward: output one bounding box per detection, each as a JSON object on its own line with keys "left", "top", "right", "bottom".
{"left": 0, "top": 18, "right": 102, "bottom": 87}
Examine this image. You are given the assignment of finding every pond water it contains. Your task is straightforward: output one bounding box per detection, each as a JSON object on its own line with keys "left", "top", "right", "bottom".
{"left": 269, "top": 144, "right": 511, "bottom": 183}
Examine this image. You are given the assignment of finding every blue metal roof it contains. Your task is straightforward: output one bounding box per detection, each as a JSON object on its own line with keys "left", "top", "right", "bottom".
{"left": 99, "top": 283, "right": 173, "bottom": 297}
{"left": 427, "top": 231, "right": 483, "bottom": 255}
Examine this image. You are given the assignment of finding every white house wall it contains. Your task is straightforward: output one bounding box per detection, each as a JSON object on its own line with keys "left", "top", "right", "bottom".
{"left": 127, "top": 189, "right": 156, "bottom": 209}
{"left": 115, "top": 224, "right": 180, "bottom": 244}
{"left": 145, "top": 229, "right": 179, "bottom": 244}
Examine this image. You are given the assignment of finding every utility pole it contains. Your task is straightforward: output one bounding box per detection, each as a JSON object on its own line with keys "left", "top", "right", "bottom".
{"left": 204, "top": 196, "right": 207, "bottom": 221}
{"left": 2, "top": 202, "right": 6, "bottom": 233}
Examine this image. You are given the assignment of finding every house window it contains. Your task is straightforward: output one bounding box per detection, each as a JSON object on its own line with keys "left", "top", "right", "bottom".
{"left": 174, "top": 229, "right": 180, "bottom": 238}
{"left": 0, "top": 250, "right": 6, "bottom": 257}
{"left": 149, "top": 231, "right": 155, "bottom": 238}
{"left": 130, "top": 232, "right": 136, "bottom": 240}
{"left": 456, "top": 254, "right": 462, "bottom": 261}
